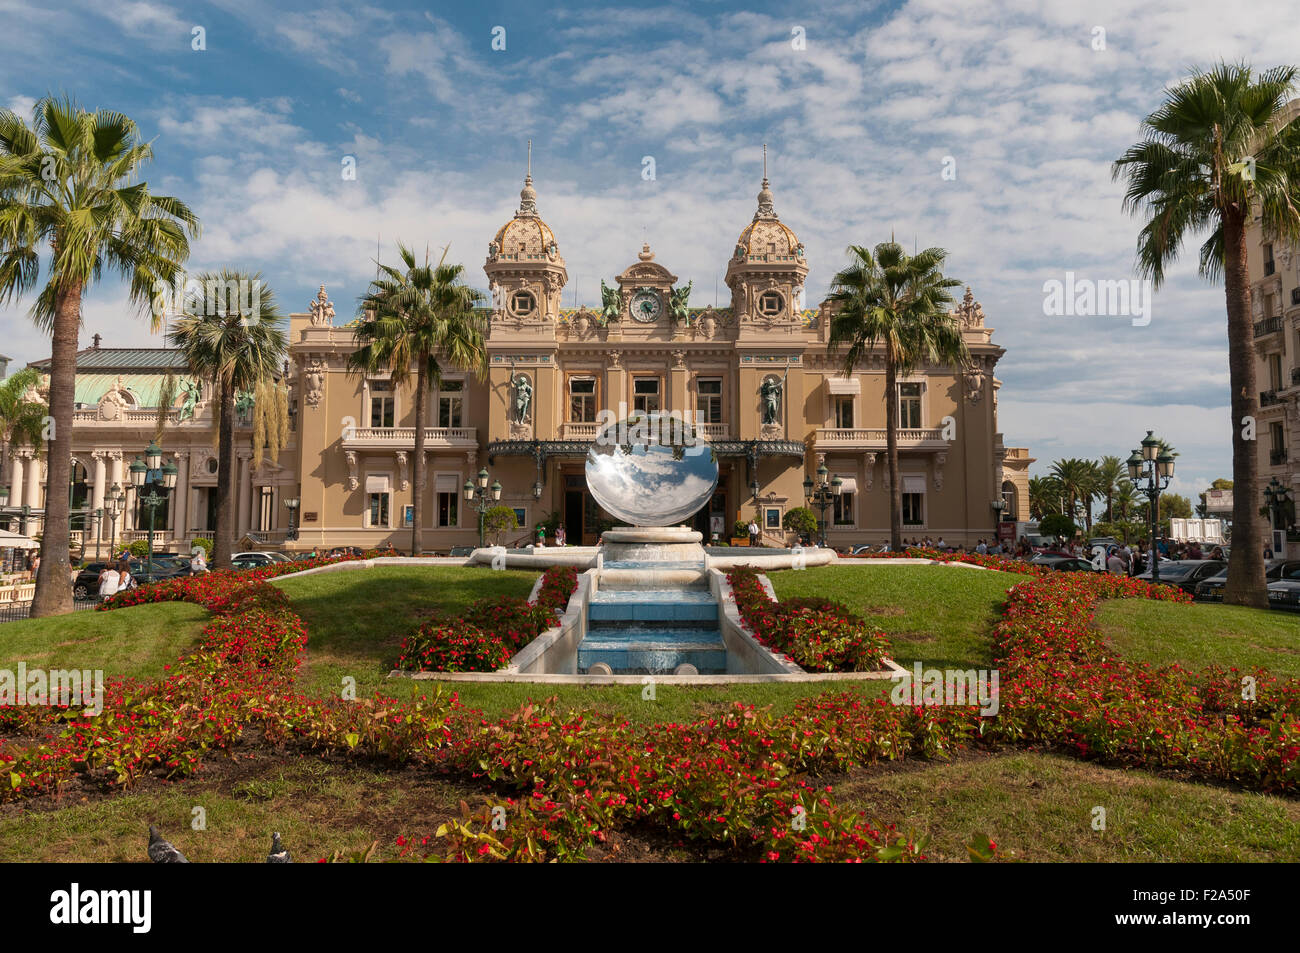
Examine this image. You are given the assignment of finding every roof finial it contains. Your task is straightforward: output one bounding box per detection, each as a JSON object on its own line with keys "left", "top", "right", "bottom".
{"left": 762, "top": 143, "right": 767, "bottom": 181}
{"left": 527, "top": 138, "right": 532, "bottom": 181}
{"left": 755, "top": 144, "right": 777, "bottom": 220}
{"left": 518, "top": 141, "right": 538, "bottom": 216}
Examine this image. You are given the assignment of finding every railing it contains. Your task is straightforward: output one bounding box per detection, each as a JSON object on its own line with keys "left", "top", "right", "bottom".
{"left": 342, "top": 426, "right": 477, "bottom": 445}
{"left": 560, "top": 422, "right": 598, "bottom": 440}
{"left": 1255, "top": 316, "right": 1284, "bottom": 337}
{"left": 1261, "top": 389, "right": 1282, "bottom": 406}
{"left": 815, "top": 427, "right": 947, "bottom": 446}
{"left": 1271, "top": 448, "right": 1289, "bottom": 466}
{"left": 697, "top": 423, "right": 729, "bottom": 440}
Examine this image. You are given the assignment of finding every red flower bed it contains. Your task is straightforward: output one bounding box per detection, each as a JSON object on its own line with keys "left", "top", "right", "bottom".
{"left": 727, "top": 569, "right": 890, "bottom": 672}
{"left": 397, "top": 623, "right": 514, "bottom": 673}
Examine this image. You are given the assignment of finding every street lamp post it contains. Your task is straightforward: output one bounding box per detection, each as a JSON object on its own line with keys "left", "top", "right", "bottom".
{"left": 1126, "top": 430, "right": 1174, "bottom": 583}
{"left": 1263, "top": 477, "right": 1294, "bottom": 559}
{"left": 284, "top": 496, "right": 300, "bottom": 541}
{"left": 463, "top": 467, "right": 503, "bottom": 548}
{"left": 127, "top": 442, "right": 178, "bottom": 578}
{"left": 105, "top": 484, "right": 125, "bottom": 559}
{"left": 802, "top": 463, "right": 843, "bottom": 548}
{"left": 991, "top": 497, "right": 1008, "bottom": 546}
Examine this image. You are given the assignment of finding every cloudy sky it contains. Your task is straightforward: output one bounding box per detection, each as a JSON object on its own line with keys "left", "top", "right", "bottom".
{"left": 2, "top": 0, "right": 1296, "bottom": 501}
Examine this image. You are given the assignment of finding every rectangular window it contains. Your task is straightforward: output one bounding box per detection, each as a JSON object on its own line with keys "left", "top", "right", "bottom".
{"left": 902, "top": 493, "right": 924, "bottom": 525}
{"left": 369, "top": 379, "right": 394, "bottom": 429}
{"left": 367, "top": 493, "right": 390, "bottom": 527}
{"left": 633, "top": 377, "right": 660, "bottom": 413}
{"left": 438, "top": 380, "right": 463, "bottom": 428}
{"left": 697, "top": 378, "right": 722, "bottom": 424}
{"left": 1271, "top": 422, "right": 1285, "bottom": 453}
{"left": 1270, "top": 353, "right": 1283, "bottom": 390}
{"left": 833, "top": 492, "right": 855, "bottom": 525}
{"left": 437, "top": 492, "right": 459, "bottom": 527}
{"left": 288, "top": 398, "right": 298, "bottom": 433}
{"left": 569, "top": 377, "right": 596, "bottom": 422}
{"left": 1265, "top": 243, "right": 1275, "bottom": 276}
{"left": 833, "top": 395, "right": 854, "bottom": 428}
{"left": 899, "top": 382, "right": 922, "bottom": 429}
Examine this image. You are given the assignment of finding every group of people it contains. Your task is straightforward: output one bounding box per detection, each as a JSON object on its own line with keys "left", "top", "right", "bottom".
{"left": 534, "top": 525, "right": 567, "bottom": 547}
{"left": 95, "top": 559, "right": 136, "bottom": 602}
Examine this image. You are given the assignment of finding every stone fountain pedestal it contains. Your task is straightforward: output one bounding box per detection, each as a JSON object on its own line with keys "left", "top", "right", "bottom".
{"left": 601, "top": 526, "right": 706, "bottom": 565}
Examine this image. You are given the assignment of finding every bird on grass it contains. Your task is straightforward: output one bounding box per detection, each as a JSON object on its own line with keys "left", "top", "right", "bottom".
{"left": 267, "top": 832, "right": 291, "bottom": 863}
{"left": 147, "top": 826, "right": 190, "bottom": 863}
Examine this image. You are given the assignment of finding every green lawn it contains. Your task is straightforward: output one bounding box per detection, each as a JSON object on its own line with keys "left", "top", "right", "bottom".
{"left": 834, "top": 749, "right": 1300, "bottom": 862}
{"left": 273, "top": 565, "right": 539, "bottom": 699}
{"left": 769, "top": 564, "right": 1031, "bottom": 670}
{"left": 1094, "top": 599, "right": 1300, "bottom": 678}
{"left": 0, "top": 602, "right": 210, "bottom": 680}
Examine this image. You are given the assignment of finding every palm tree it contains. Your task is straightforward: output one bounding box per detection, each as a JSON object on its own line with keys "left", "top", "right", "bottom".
{"left": 0, "top": 97, "right": 198, "bottom": 615}
{"left": 1095, "top": 455, "right": 1126, "bottom": 522}
{"left": 1050, "top": 458, "right": 1095, "bottom": 531}
{"left": 349, "top": 243, "right": 487, "bottom": 556}
{"left": 1114, "top": 479, "right": 1140, "bottom": 522}
{"left": 1028, "top": 475, "right": 1064, "bottom": 520}
{"left": 169, "top": 271, "right": 286, "bottom": 569}
{"left": 827, "top": 241, "right": 967, "bottom": 550}
{"left": 1113, "top": 63, "right": 1300, "bottom": 608}
{"left": 0, "top": 368, "right": 47, "bottom": 489}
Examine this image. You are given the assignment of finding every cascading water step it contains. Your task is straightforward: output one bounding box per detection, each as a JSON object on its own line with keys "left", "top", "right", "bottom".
{"left": 578, "top": 625, "right": 727, "bottom": 675}
{"left": 588, "top": 588, "right": 718, "bottom": 623}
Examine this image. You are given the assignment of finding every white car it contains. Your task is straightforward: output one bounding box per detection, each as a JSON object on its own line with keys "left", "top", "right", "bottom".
{"left": 231, "top": 551, "right": 287, "bottom": 568}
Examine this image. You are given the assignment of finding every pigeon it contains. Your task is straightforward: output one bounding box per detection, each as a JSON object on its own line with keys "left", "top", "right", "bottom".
{"left": 147, "top": 825, "right": 190, "bottom": 863}
{"left": 266, "top": 831, "right": 291, "bottom": 864}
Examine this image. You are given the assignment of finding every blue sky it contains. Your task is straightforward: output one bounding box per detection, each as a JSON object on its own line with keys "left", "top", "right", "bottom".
{"left": 2, "top": 0, "right": 1298, "bottom": 502}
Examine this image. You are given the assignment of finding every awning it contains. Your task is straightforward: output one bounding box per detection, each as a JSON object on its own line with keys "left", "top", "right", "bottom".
{"left": 0, "top": 530, "right": 38, "bottom": 549}
{"left": 902, "top": 475, "right": 926, "bottom": 494}
{"left": 836, "top": 477, "right": 858, "bottom": 495}
{"left": 365, "top": 474, "right": 391, "bottom": 494}
{"left": 827, "top": 376, "right": 860, "bottom": 395}
{"left": 434, "top": 473, "right": 461, "bottom": 493}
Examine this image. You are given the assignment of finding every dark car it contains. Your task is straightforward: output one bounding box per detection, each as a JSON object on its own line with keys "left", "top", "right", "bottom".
{"left": 1267, "top": 578, "right": 1300, "bottom": 610}
{"left": 72, "top": 558, "right": 183, "bottom": 598}
{"left": 1195, "top": 560, "right": 1300, "bottom": 601}
{"left": 1137, "top": 559, "right": 1227, "bottom": 594}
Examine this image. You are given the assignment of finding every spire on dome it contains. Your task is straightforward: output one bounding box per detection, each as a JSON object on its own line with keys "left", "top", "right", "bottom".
{"left": 754, "top": 143, "right": 778, "bottom": 221}
{"left": 517, "top": 138, "right": 538, "bottom": 216}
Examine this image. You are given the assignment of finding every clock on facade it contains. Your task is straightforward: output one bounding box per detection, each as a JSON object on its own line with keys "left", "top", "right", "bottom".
{"left": 630, "top": 289, "right": 662, "bottom": 323}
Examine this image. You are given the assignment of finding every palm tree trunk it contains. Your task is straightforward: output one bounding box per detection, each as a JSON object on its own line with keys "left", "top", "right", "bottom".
{"left": 410, "top": 362, "right": 427, "bottom": 556}
{"left": 213, "top": 373, "right": 236, "bottom": 569}
{"left": 30, "top": 281, "right": 81, "bottom": 617}
{"left": 885, "top": 360, "right": 902, "bottom": 549}
{"left": 1222, "top": 208, "right": 1268, "bottom": 607}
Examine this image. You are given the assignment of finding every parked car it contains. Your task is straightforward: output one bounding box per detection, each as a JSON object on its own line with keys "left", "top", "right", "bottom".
{"left": 1195, "top": 560, "right": 1300, "bottom": 601}
{"left": 72, "top": 558, "right": 184, "bottom": 598}
{"left": 230, "top": 551, "right": 281, "bottom": 569}
{"left": 1136, "top": 559, "right": 1227, "bottom": 594}
{"left": 1267, "top": 577, "right": 1300, "bottom": 610}
{"left": 1037, "top": 555, "right": 1099, "bottom": 573}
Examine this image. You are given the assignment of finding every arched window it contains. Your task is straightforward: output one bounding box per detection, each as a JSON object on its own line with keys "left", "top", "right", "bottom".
{"left": 1001, "top": 481, "right": 1017, "bottom": 521}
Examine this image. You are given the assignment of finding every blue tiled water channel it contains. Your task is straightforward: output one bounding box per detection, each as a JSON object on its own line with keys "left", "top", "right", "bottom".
{"left": 579, "top": 585, "right": 727, "bottom": 674}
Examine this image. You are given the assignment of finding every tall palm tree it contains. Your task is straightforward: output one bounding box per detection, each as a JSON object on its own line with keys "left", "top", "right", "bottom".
{"left": 1114, "top": 479, "right": 1140, "bottom": 522}
{"left": 1095, "top": 455, "right": 1126, "bottom": 522}
{"left": 169, "top": 271, "right": 286, "bottom": 569}
{"left": 0, "top": 97, "right": 198, "bottom": 615}
{"left": 349, "top": 243, "right": 487, "bottom": 556}
{"left": 0, "top": 368, "right": 47, "bottom": 490}
{"left": 1114, "top": 62, "right": 1300, "bottom": 608}
{"left": 1050, "top": 458, "right": 1095, "bottom": 530}
{"left": 827, "top": 241, "right": 967, "bottom": 550}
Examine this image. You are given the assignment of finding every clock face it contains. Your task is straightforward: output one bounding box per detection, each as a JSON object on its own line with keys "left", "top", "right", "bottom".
{"left": 630, "top": 290, "right": 662, "bottom": 323}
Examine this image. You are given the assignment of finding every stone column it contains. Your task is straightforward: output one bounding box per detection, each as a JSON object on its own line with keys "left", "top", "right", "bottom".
{"left": 237, "top": 453, "right": 253, "bottom": 539}
{"left": 91, "top": 451, "right": 107, "bottom": 512}
{"left": 25, "top": 454, "right": 43, "bottom": 533}
{"left": 9, "top": 452, "right": 24, "bottom": 520}
{"left": 172, "top": 451, "right": 190, "bottom": 542}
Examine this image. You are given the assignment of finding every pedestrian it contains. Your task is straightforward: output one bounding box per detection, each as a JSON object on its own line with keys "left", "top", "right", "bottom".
{"left": 555, "top": 526, "right": 567, "bottom": 547}
{"left": 117, "top": 560, "right": 134, "bottom": 593}
{"left": 748, "top": 519, "right": 759, "bottom": 547}
{"left": 30, "top": 553, "right": 40, "bottom": 577}
{"left": 190, "top": 548, "right": 208, "bottom": 573}
{"left": 535, "top": 524, "right": 546, "bottom": 548}
{"left": 97, "top": 562, "right": 121, "bottom": 603}
{"left": 1106, "top": 547, "right": 1125, "bottom": 575}
{"left": 976, "top": 538, "right": 988, "bottom": 555}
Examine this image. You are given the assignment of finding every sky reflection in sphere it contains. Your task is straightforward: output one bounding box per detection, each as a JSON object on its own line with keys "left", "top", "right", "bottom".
{"left": 585, "top": 414, "right": 719, "bottom": 526}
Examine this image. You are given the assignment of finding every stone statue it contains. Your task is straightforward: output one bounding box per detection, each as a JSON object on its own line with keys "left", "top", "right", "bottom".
{"left": 599, "top": 279, "right": 621, "bottom": 326}
{"left": 488, "top": 240, "right": 499, "bottom": 258}
{"left": 669, "top": 281, "right": 693, "bottom": 327}
{"left": 308, "top": 285, "right": 335, "bottom": 327}
{"left": 235, "top": 390, "right": 255, "bottom": 421}
{"left": 760, "top": 375, "right": 783, "bottom": 425}
{"left": 177, "top": 378, "right": 201, "bottom": 422}
{"left": 512, "top": 374, "right": 532, "bottom": 424}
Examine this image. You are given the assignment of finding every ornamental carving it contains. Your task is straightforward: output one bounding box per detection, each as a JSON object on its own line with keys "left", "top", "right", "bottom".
{"left": 863, "top": 453, "right": 876, "bottom": 491}
{"left": 934, "top": 453, "right": 947, "bottom": 490}
{"left": 345, "top": 451, "right": 358, "bottom": 490}
{"left": 305, "top": 359, "right": 326, "bottom": 408}
{"left": 396, "top": 451, "right": 409, "bottom": 491}
{"left": 964, "top": 362, "right": 985, "bottom": 404}
{"left": 952, "top": 287, "right": 985, "bottom": 329}
{"left": 97, "top": 377, "right": 133, "bottom": 421}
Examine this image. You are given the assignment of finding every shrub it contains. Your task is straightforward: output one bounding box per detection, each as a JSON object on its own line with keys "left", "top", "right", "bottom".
{"left": 189, "top": 537, "right": 214, "bottom": 557}
{"left": 1038, "top": 514, "right": 1077, "bottom": 540}
{"left": 782, "top": 507, "right": 818, "bottom": 538}
{"left": 127, "top": 539, "right": 150, "bottom": 558}
{"left": 397, "top": 622, "right": 512, "bottom": 673}
{"left": 483, "top": 506, "right": 519, "bottom": 545}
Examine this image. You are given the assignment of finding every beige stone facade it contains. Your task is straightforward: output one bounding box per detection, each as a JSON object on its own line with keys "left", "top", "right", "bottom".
{"left": 4, "top": 172, "right": 1032, "bottom": 552}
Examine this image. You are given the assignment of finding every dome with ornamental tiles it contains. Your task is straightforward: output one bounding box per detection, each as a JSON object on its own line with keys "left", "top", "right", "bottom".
{"left": 490, "top": 173, "right": 560, "bottom": 260}
{"left": 733, "top": 173, "right": 803, "bottom": 260}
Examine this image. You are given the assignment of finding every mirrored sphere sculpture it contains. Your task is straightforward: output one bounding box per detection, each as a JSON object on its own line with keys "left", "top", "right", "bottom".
{"left": 584, "top": 413, "right": 719, "bottom": 526}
